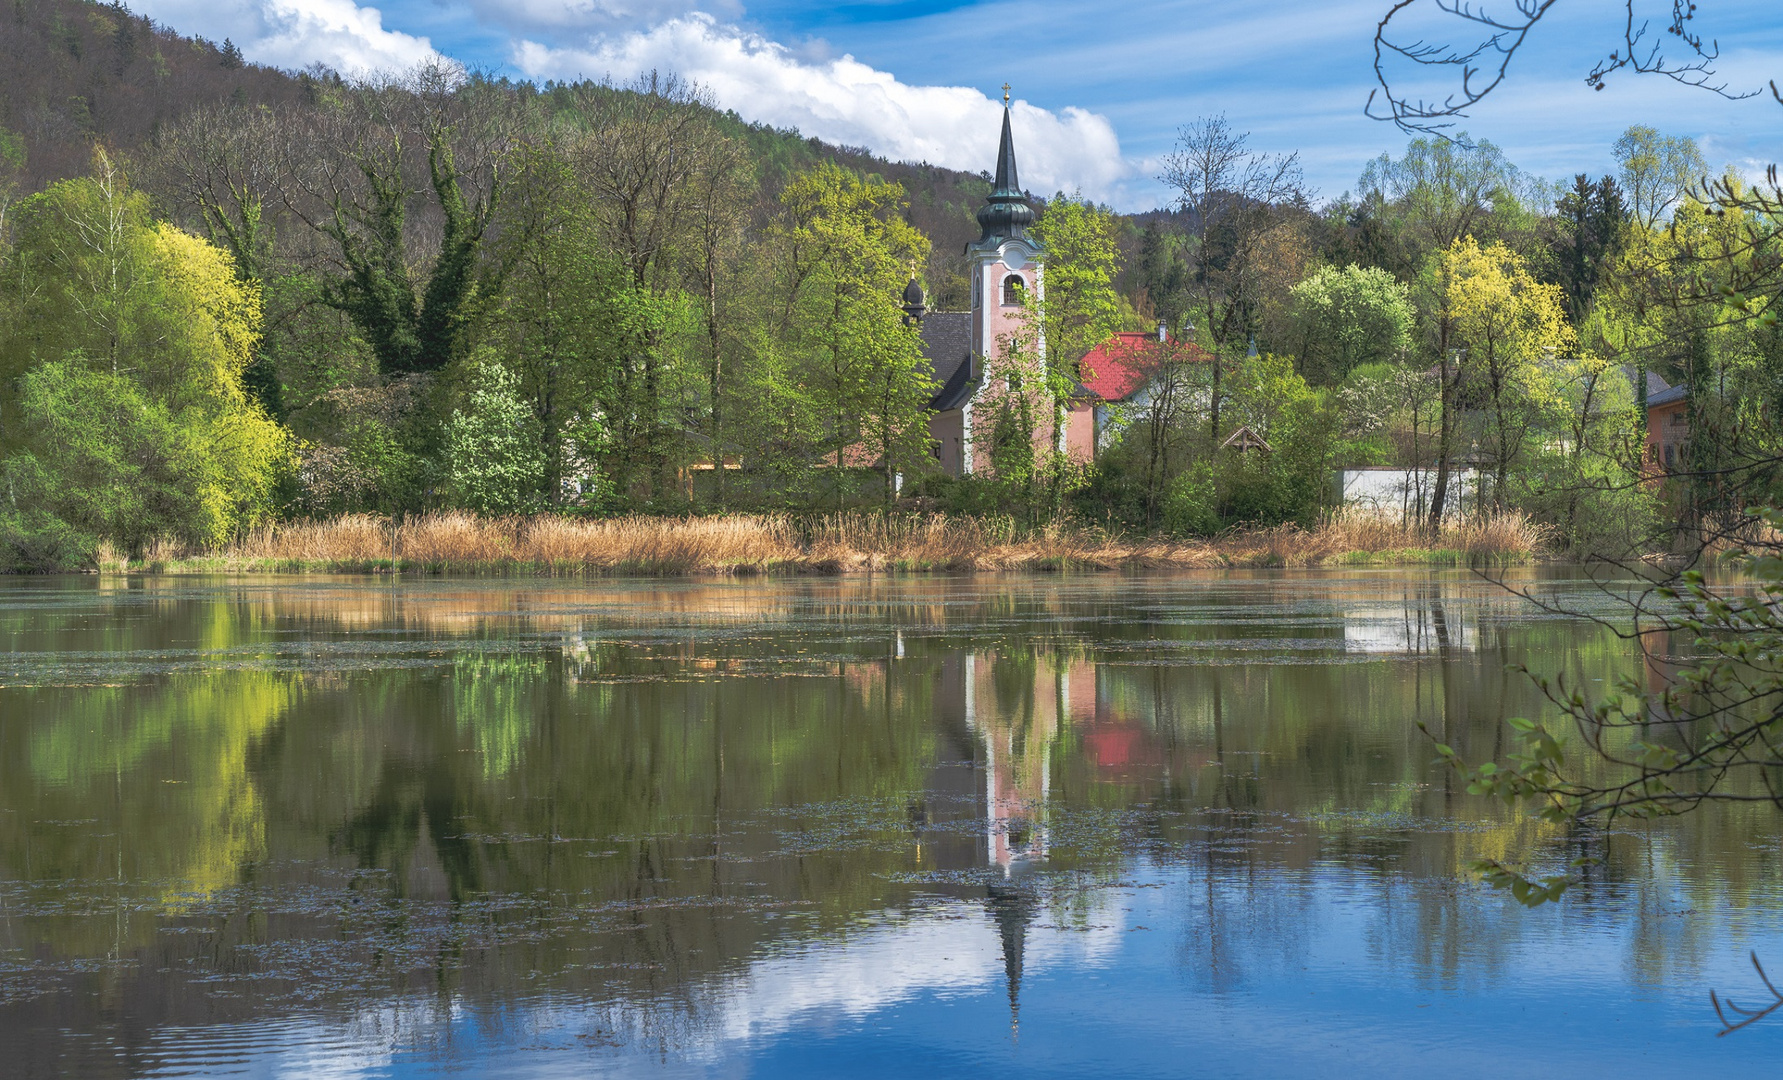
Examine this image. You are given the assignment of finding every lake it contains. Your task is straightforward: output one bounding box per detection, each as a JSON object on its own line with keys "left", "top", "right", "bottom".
{"left": 0, "top": 571, "right": 1779, "bottom": 1077}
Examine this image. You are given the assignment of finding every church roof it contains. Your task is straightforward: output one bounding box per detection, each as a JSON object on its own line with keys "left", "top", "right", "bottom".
{"left": 919, "top": 311, "right": 976, "bottom": 411}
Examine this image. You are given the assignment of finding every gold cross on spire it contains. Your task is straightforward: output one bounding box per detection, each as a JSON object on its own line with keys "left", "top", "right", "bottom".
{"left": 1002, "top": 83, "right": 1011, "bottom": 105}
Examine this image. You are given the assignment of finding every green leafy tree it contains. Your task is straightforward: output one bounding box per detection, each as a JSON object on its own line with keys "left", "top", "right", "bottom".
{"left": 485, "top": 141, "right": 634, "bottom": 506}
{"left": 0, "top": 155, "right": 288, "bottom": 553}
{"left": 1613, "top": 125, "right": 1707, "bottom": 231}
{"left": 1287, "top": 263, "right": 1414, "bottom": 383}
{"left": 1438, "top": 237, "right": 1574, "bottom": 511}
{"left": 444, "top": 355, "right": 545, "bottom": 514}
{"left": 1217, "top": 352, "right": 1337, "bottom": 525}
{"left": 1027, "top": 193, "right": 1125, "bottom": 511}
{"left": 770, "top": 162, "right": 932, "bottom": 506}
{"left": 1358, "top": 136, "right": 1535, "bottom": 265}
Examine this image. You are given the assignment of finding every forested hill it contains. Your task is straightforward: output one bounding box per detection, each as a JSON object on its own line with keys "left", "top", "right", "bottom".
{"left": 0, "top": 0, "right": 996, "bottom": 295}
{"left": 0, "top": 0, "right": 310, "bottom": 189}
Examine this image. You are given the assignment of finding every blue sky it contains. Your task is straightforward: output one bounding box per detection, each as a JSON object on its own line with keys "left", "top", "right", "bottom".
{"left": 127, "top": 0, "right": 1783, "bottom": 210}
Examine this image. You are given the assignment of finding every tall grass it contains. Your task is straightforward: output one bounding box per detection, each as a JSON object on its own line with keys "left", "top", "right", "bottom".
{"left": 122, "top": 507, "right": 1547, "bottom": 575}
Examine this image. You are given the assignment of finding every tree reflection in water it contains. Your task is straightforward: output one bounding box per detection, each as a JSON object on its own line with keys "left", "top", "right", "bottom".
{"left": 0, "top": 572, "right": 1778, "bottom": 1075}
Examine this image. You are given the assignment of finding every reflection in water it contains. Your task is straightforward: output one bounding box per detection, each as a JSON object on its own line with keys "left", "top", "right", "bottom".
{"left": 0, "top": 572, "right": 1779, "bottom": 1077}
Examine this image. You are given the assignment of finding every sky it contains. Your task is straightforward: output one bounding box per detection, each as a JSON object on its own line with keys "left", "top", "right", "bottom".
{"left": 123, "top": 0, "right": 1783, "bottom": 211}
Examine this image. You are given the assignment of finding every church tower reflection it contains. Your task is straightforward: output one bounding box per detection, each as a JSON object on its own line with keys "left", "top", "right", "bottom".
{"left": 963, "top": 652, "right": 1059, "bottom": 874}
{"left": 917, "top": 647, "right": 1159, "bottom": 1036}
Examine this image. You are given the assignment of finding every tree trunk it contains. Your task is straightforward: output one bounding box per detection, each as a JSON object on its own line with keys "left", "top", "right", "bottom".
{"left": 1427, "top": 352, "right": 1455, "bottom": 533}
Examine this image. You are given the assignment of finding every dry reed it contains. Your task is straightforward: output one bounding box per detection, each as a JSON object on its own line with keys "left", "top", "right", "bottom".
{"left": 150, "top": 506, "right": 1545, "bottom": 576}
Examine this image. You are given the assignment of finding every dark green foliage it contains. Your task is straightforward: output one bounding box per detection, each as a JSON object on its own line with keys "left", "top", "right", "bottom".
{"left": 1133, "top": 218, "right": 1190, "bottom": 326}
{"left": 0, "top": 510, "right": 94, "bottom": 571}
{"left": 1551, "top": 174, "right": 1628, "bottom": 321}
{"left": 321, "top": 159, "right": 423, "bottom": 375}
{"left": 415, "top": 136, "right": 492, "bottom": 371}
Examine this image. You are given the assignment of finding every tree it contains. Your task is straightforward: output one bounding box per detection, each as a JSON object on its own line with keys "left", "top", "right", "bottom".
{"left": 1096, "top": 332, "right": 1205, "bottom": 529}
{"left": 1159, "top": 115, "right": 1307, "bottom": 440}
{"left": 482, "top": 140, "right": 633, "bottom": 507}
{"left": 1357, "top": 137, "right": 1530, "bottom": 264}
{"left": 566, "top": 73, "right": 718, "bottom": 500}
{"left": 144, "top": 102, "right": 288, "bottom": 415}
{"left": 1132, "top": 217, "right": 1191, "bottom": 327}
{"left": 681, "top": 127, "right": 754, "bottom": 503}
{"left": 1614, "top": 126, "right": 1706, "bottom": 230}
{"left": 0, "top": 158, "right": 289, "bottom": 551}
{"left": 770, "top": 163, "right": 932, "bottom": 506}
{"left": 444, "top": 356, "right": 545, "bottom": 514}
{"left": 1028, "top": 194, "right": 1125, "bottom": 508}
{"left": 276, "top": 64, "right": 507, "bottom": 380}
{"left": 1287, "top": 263, "right": 1414, "bottom": 383}
{"left": 1440, "top": 237, "right": 1573, "bottom": 509}
{"left": 1551, "top": 174, "right": 1630, "bottom": 322}
{"left": 1218, "top": 352, "right": 1337, "bottom": 526}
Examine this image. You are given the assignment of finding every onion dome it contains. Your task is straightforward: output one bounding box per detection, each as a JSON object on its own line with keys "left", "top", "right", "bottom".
{"left": 902, "top": 277, "right": 926, "bottom": 324}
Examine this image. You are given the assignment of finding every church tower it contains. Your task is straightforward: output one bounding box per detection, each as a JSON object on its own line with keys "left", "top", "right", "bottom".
{"left": 916, "top": 92, "right": 1050, "bottom": 477}
{"left": 963, "top": 90, "right": 1045, "bottom": 472}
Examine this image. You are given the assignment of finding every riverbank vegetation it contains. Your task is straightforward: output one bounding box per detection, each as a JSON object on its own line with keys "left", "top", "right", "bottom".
{"left": 0, "top": 0, "right": 1777, "bottom": 575}
{"left": 105, "top": 508, "right": 1545, "bottom": 575}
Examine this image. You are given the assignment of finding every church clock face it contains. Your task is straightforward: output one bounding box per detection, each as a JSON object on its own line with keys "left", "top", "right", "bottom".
{"left": 1000, "top": 246, "right": 1027, "bottom": 272}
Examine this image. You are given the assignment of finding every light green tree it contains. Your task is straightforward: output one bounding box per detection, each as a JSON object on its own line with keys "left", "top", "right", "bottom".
{"left": 1613, "top": 125, "right": 1707, "bottom": 230}
{"left": 444, "top": 355, "right": 546, "bottom": 514}
{"left": 771, "top": 163, "right": 932, "bottom": 506}
{"left": 1, "top": 154, "right": 289, "bottom": 554}
{"left": 1025, "top": 193, "right": 1125, "bottom": 511}
{"left": 1288, "top": 263, "right": 1414, "bottom": 383}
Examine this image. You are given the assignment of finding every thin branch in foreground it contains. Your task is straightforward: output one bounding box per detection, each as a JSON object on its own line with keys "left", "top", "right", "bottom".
{"left": 1712, "top": 952, "right": 1783, "bottom": 1035}
{"left": 1370, "top": 0, "right": 1763, "bottom": 138}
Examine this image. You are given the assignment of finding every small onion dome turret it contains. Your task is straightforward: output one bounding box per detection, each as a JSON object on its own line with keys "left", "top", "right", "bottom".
{"left": 901, "top": 277, "right": 926, "bottom": 324}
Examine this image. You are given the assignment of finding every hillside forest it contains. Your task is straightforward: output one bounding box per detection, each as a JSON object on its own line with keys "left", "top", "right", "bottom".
{"left": 2, "top": 0, "right": 1780, "bottom": 570}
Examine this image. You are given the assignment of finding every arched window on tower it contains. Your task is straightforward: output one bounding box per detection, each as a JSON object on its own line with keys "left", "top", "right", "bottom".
{"left": 1002, "top": 274, "right": 1025, "bottom": 306}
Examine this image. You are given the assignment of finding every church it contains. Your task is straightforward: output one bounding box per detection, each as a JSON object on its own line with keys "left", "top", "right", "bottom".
{"left": 899, "top": 96, "right": 1098, "bottom": 477}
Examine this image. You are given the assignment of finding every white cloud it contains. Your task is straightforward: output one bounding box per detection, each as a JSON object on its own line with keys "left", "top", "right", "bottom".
{"left": 252, "top": 0, "right": 438, "bottom": 73}
{"left": 133, "top": 0, "right": 439, "bottom": 75}
{"left": 513, "top": 13, "right": 1135, "bottom": 206}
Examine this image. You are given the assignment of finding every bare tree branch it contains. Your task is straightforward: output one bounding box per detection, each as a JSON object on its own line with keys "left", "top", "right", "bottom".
{"left": 1370, "top": 0, "right": 1763, "bottom": 139}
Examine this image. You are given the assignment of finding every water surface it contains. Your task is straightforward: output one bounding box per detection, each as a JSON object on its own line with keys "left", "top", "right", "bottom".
{"left": 0, "top": 571, "right": 1778, "bottom": 1077}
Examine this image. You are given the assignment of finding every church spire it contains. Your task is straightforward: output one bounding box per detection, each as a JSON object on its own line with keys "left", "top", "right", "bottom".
{"left": 975, "top": 90, "right": 1034, "bottom": 245}
{"left": 991, "top": 102, "right": 1021, "bottom": 198}
{"left": 987, "top": 880, "right": 1037, "bottom": 1040}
